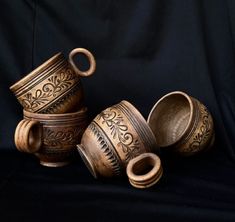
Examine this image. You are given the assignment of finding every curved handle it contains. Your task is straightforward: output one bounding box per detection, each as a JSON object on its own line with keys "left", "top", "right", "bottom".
{"left": 14, "top": 119, "right": 42, "bottom": 153}
{"left": 69, "top": 48, "right": 96, "bottom": 77}
{"left": 126, "top": 153, "right": 163, "bottom": 189}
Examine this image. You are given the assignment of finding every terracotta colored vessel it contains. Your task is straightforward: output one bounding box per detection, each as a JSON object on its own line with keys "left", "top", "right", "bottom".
{"left": 147, "top": 91, "right": 215, "bottom": 156}
{"left": 10, "top": 48, "right": 96, "bottom": 114}
{"left": 77, "top": 100, "right": 159, "bottom": 178}
{"left": 14, "top": 108, "right": 88, "bottom": 167}
{"left": 126, "top": 152, "right": 163, "bottom": 189}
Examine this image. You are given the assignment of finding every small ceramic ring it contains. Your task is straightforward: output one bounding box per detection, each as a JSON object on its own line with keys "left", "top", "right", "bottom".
{"left": 126, "top": 153, "right": 163, "bottom": 189}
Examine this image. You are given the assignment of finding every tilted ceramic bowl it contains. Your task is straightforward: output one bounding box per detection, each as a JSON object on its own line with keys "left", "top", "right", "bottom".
{"left": 77, "top": 100, "right": 159, "bottom": 178}
{"left": 147, "top": 91, "right": 215, "bottom": 156}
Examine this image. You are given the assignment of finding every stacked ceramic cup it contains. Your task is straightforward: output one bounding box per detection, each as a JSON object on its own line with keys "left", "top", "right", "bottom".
{"left": 77, "top": 92, "right": 214, "bottom": 189}
{"left": 10, "top": 48, "right": 96, "bottom": 167}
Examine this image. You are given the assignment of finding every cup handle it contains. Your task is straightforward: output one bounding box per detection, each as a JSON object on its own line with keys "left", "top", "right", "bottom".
{"left": 14, "top": 119, "right": 42, "bottom": 153}
{"left": 69, "top": 48, "right": 96, "bottom": 77}
{"left": 126, "top": 153, "right": 163, "bottom": 189}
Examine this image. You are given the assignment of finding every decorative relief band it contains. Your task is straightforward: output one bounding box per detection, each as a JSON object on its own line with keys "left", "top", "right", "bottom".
{"left": 89, "top": 122, "right": 123, "bottom": 176}
{"left": 16, "top": 59, "right": 66, "bottom": 96}
{"left": 96, "top": 107, "right": 142, "bottom": 163}
{"left": 187, "top": 104, "right": 212, "bottom": 153}
{"left": 43, "top": 127, "right": 83, "bottom": 148}
{"left": 13, "top": 54, "right": 65, "bottom": 94}
{"left": 176, "top": 99, "right": 200, "bottom": 146}
{"left": 20, "top": 68, "right": 80, "bottom": 112}
{"left": 39, "top": 82, "right": 82, "bottom": 114}
{"left": 115, "top": 102, "right": 154, "bottom": 151}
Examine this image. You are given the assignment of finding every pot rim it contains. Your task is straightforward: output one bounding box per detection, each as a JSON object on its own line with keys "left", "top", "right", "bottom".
{"left": 77, "top": 144, "right": 98, "bottom": 179}
{"left": 23, "top": 106, "right": 87, "bottom": 121}
{"left": 147, "top": 91, "right": 194, "bottom": 147}
{"left": 10, "top": 52, "right": 63, "bottom": 92}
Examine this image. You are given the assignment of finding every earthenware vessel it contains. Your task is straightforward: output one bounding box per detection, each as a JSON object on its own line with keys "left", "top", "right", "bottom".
{"left": 126, "top": 152, "right": 163, "bottom": 189}
{"left": 10, "top": 48, "right": 96, "bottom": 114}
{"left": 77, "top": 100, "right": 159, "bottom": 178}
{"left": 14, "top": 108, "right": 88, "bottom": 167}
{"left": 147, "top": 91, "right": 215, "bottom": 156}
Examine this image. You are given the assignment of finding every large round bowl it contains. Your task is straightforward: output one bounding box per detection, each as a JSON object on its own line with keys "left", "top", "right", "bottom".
{"left": 147, "top": 91, "right": 215, "bottom": 156}
{"left": 77, "top": 100, "right": 159, "bottom": 178}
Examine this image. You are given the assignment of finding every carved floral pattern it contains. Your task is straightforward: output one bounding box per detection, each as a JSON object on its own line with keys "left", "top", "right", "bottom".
{"left": 97, "top": 108, "right": 141, "bottom": 162}
{"left": 187, "top": 106, "right": 212, "bottom": 152}
{"left": 21, "top": 69, "right": 77, "bottom": 111}
{"left": 44, "top": 127, "right": 82, "bottom": 147}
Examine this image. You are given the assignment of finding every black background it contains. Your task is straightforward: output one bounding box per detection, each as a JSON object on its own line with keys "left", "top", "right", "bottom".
{"left": 1, "top": 0, "right": 235, "bottom": 221}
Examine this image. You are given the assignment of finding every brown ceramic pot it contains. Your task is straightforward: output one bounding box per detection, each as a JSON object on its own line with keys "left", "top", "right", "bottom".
{"left": 14, "top": 108, "right": 88, "bottom": 167}
{"left": 147, "top": 91, "right": 215, "bottom": 156}
{"left": 10, "top": 48, "right": 96, "bottom": 114}
{"left": 77, "top": 100, "right": 159, "bottom": 178}
{"left": 126, "top": 152, "right": 163, "bottom": 189}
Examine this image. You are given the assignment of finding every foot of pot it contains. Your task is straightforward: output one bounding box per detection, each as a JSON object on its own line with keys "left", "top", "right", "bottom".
{"left": 77, "top": 144, "right": 98, "bottom": 178}
{"left": 40, "top": 161, "right": 70, "bottom": 167}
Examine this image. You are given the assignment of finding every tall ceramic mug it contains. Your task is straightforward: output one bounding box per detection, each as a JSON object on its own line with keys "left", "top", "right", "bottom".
{"left": 77, "top": 100, "right": 159, "bottom": 178}
{"left": 14, "top": 108, "right": 88, "bottom": 167}
{"left": 10, "top": 48, "right": 96, "bottom": 114}
{"left": 147, "top": 91, "right": 215, "bottom": 156}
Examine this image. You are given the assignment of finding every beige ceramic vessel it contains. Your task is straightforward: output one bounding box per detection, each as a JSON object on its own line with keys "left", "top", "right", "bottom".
{"left": 77, "top": 100, "right": 159, "bottom": 178}
{"left": 147, "top": 91, "right": 215, "bottom": 156}
{"left": 10, "top": 48, "right": 96, "bottom": 114}
{"left": 14, "top": 108, "right": 88, "bottom": 167}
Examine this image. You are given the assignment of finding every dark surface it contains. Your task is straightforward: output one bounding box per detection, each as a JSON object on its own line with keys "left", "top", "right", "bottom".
{"left": 1, "top": 0, "right": 235, "bottom": 221}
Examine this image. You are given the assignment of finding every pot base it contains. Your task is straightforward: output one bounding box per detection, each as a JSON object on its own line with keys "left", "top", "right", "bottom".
{"left": 40, "top": 160, "right": 70, "bottom": 167}
{"left": 77, "top": 144, "right": 98, "bottom": 178}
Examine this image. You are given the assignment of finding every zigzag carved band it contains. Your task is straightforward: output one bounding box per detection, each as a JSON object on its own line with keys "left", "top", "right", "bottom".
{"left": 89, "top": 122, "right": 123, "bottom": 176}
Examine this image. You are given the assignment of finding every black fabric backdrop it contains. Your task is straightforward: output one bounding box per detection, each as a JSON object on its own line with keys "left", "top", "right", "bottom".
{"left": 1, "top": 0, "right": 235, "bottom": 221}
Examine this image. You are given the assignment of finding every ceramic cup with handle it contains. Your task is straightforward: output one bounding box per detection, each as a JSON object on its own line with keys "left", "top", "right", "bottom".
{"left": 14, "top": 108, "right": 88, "bottom": 167}
{"left": 147, "top": 91, "right": 215, "bottom": 156}
{"left": 10, "top": 48, "right": 96, "bottom": 114}
{"left": 77, "top": 100, "right": 159, "bottom": 178}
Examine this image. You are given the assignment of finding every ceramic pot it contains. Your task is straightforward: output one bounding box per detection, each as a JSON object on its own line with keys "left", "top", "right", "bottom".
{"left": 10, "top": 48, "right": 96, "bottom": 114}
{"left": 14, "top": 108, "right": 88, "bottom": 167}
{"left": 77, "top": 100, "right": 159, "bottom": 178}
{"left": 147, "top": 91, "right": 215, "bottom": 156}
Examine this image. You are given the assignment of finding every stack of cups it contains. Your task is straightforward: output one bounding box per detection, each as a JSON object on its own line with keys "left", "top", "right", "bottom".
{"left": 10, "top": 48, "right": 96, "bottom": 167}
{"left": 10, "top": 49, "right": 215, "bottom": 189}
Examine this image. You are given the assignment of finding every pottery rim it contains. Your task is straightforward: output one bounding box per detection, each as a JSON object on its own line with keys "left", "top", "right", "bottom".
{"left": 147, "top": 91, "right": 194, "bottom": 147}
{"left": 23, "top": 106, "right": 87, "bottom": 121}
{"left": 10, "top": 52, "right": 63, "bottom": 92}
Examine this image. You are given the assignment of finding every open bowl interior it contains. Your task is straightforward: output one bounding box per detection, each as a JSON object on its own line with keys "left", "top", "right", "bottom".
{"left": 147, "top": 92, "right": 193, "bottom": 147}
